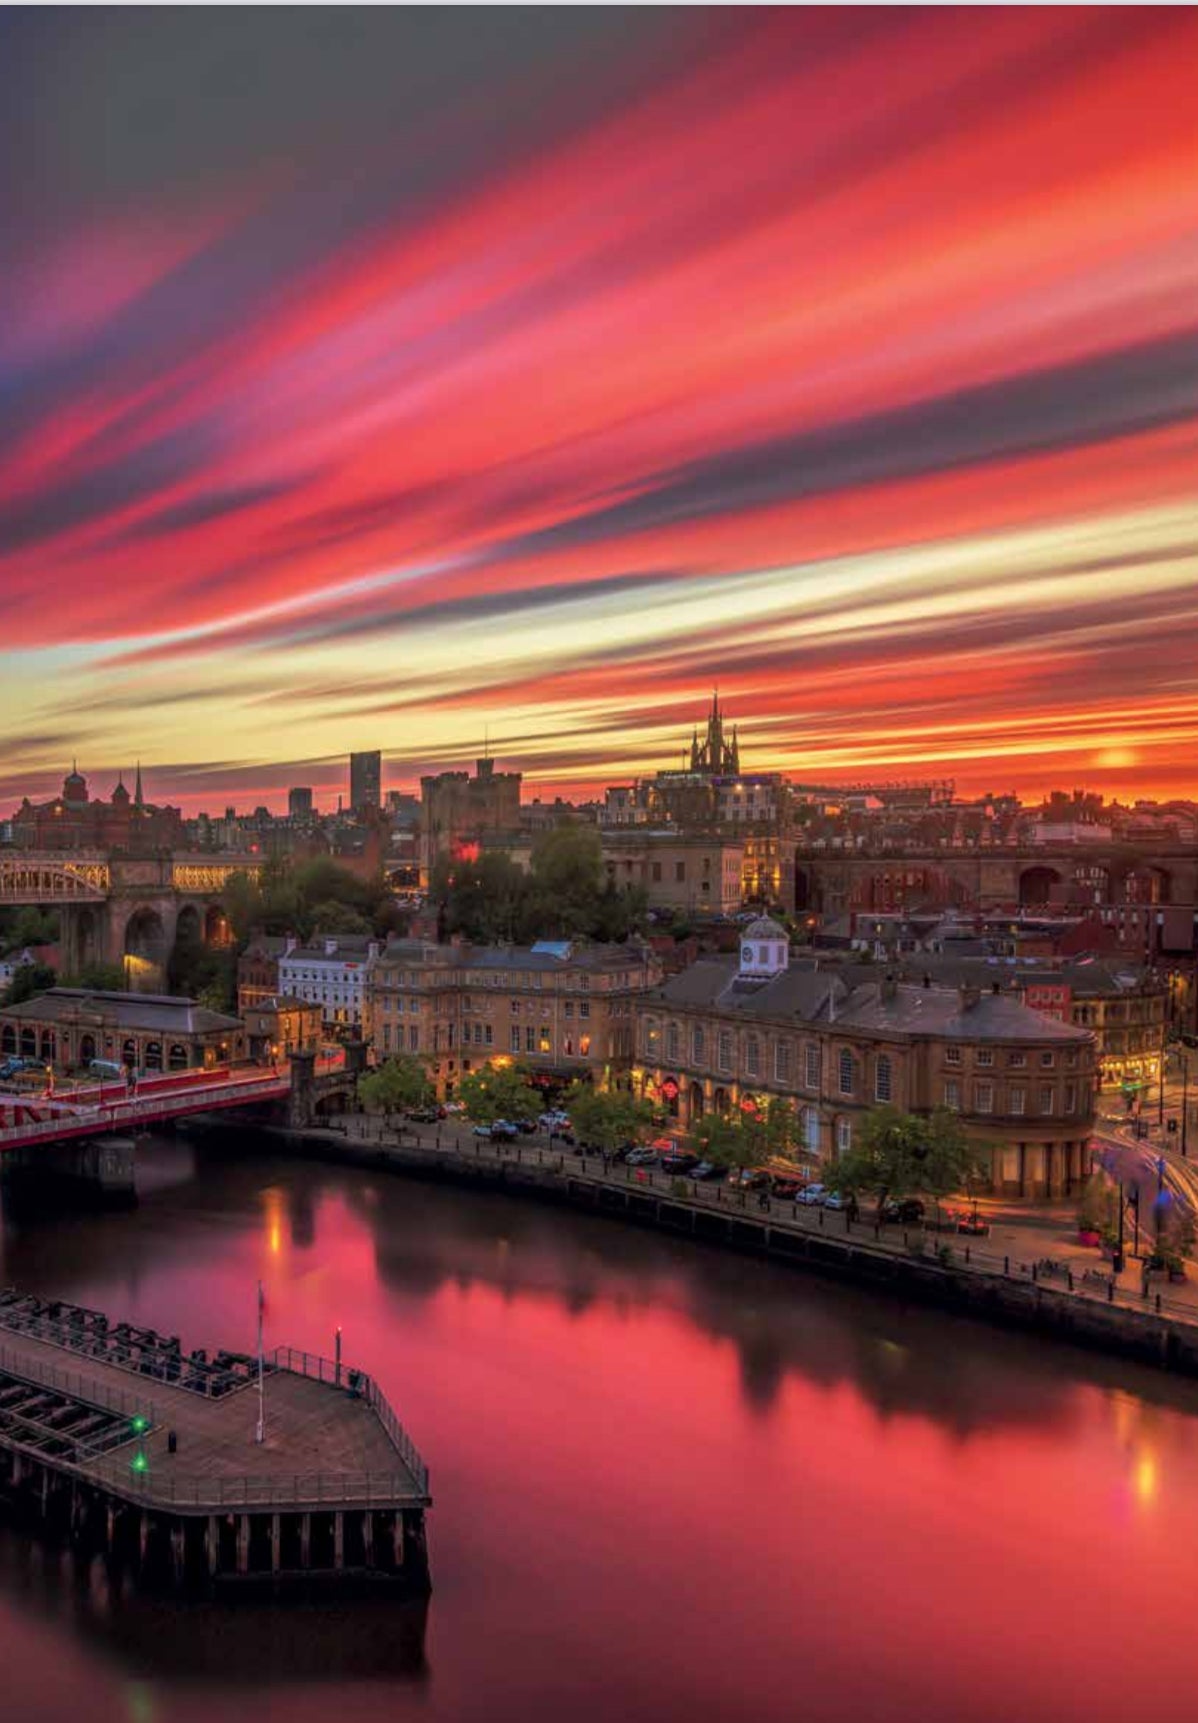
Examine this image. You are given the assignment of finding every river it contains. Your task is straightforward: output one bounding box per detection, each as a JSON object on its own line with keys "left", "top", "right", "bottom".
{"left": 2, "top": 1129, "right": 1197, "bottom": 1723}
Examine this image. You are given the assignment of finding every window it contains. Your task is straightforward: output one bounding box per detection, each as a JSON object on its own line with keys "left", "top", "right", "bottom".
{"left": 564, "top": 1001, "right": 573, "bottom": 1018}
{"left": 943, "top": 1079, "right": 961, "bottom": 1110}
{"left": 580, "top": 1034, "right": 591, "bottom": 1056}
{"left": 539, "top": 1032, "right": 551, "bottom": 1054}
{"left": 511, "top": 1000, "right": 520, "bottom": 1016}
{"left": 666, "top": 1022, "right": 681, "bottom": 1062}
{"left": 945, "top": 1046, "right": 961, "bottom": 1065}
{"left": 1039, "top": 1085, "right": 1054, "bottom": 1115}
{"left": 745, "top": 1034, "right": 760, "bottom": 1077}
{"left": 1064, "top": 1083, "right": 1076, "bottom": 1114}
{"left": 718, "top": 1029, "right": 734, "bottom": 1072}
{"left": 835, "top": 1117, "right": 852, "bottom": 1155}
{"left": 645, "top": 1018, "right": 660, "bottom": 1056}
{"left": 1040, "top": 1051, "right": 1055, "bottom": 1068}
{"left": 409, "top": 1026, "right": 419, "bottom": 1052}
{"left": 974, "top": 1081, "right": 993, "bottom": 1114}
{"left": 580, "top": 1002, "right": 590, "bottom": 1019}
{"left": 525, "top": 1026, "right": 536, "bottom": 1053}
{"left": 774, "top": 1039, "right": 791, "bottom": 1083}
{"left": 804, "top": 1107, "right": 820, "bottom": 1152}
{"left": 652, "top": 862, "right": 662, "bottom": 882}
{"left": 838, "top": 1048, "right": 854, "bottom": 1096}
{"left": 485, "top": 1024, "right": 493, "bottom": 1047}
{"left": 1008, "top": 1049, "right": 1027, "bottom": 1068}
{"left": 1009, "top": 1087, "right": 1025, "bottom": 1115}
{"left": 805, "top": 1043, "right": 820, "bottom": 1089}
{"left": 975, "top": 1048, "right": 994, "bottom": 1067}
{"left": 874, "top": 1054, "right": 892, "bottom": 1103}
{"left": 511, "top": 1027, "right": 521, "bottom": 1053}
{"left": 693, "top": 1025, "right": 705, "bottom": 1065}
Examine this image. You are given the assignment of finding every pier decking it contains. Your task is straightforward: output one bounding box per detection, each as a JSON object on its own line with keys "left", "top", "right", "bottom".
{"left": 0, "top": 1293, "right": 431, "bottom": 1590}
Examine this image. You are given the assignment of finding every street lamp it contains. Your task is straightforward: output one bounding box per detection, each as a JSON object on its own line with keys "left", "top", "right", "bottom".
{"left": 1182, "top": 1050, "right": 1190, "bottom": 1159}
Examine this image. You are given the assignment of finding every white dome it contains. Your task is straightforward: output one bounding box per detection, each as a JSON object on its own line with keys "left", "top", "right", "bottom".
{"left": 743, "top": 915, "right": 785, "bottom": 940}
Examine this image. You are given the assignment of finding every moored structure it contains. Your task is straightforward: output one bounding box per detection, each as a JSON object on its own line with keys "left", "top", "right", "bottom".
{"left": 0, "top": 1290, "right": 431, "bottom": 1593}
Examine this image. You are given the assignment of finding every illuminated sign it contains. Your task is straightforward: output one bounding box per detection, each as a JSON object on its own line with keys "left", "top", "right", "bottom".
{"left": 660, "top": 1077, "right": 680, "bottom": 1101}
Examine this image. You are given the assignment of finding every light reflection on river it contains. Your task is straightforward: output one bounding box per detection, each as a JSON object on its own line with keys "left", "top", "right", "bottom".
{"left": 1, "top": 1130, "right": 1196, "bottom": 1723}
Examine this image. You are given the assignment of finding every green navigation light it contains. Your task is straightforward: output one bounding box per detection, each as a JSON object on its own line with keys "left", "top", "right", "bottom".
{"left": 130, "top": 1414, "right": 149, "bottom": 1434}
{"left": 131, "top": 1450, "right": 149, "bottom": 1474}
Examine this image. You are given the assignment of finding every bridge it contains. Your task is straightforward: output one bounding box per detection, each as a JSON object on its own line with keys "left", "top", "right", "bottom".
{"left": 0, "top": 1052, "right": 356, "bottom": 1158}
{"left": 0, "top": 852, "right": 264, "bottom": 987}
{"left": 792, "top": 843, "right": 1198, "bottom": 916}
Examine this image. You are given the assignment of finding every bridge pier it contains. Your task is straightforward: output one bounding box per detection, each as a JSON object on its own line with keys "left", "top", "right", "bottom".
{"left": 0, "top": 1134, "right": 137, "bottom": 1209}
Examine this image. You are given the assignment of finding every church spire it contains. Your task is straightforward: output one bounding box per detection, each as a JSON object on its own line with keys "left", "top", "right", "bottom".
{"left": 134, "top": 761, "right": 144, "bottom": 807}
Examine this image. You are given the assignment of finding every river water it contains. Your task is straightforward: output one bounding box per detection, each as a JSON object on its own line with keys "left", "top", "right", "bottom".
{"left": 2, "top": 1131, "right": 1198, "bottom": 1723}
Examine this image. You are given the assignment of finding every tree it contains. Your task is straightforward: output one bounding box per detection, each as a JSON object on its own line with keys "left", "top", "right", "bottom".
{"left": 456, "top": 1061, "right": 542, "bottom": 1126}
{"left": 360, "top": 1054, "right": 435, "bottom": 1120}
{"left": 68, "top": 961, "right": 127, "bottom": 992}
{"left": 692, "top": 1111, "right": 768, "bottom": 1170}
{"left": 3, "top": 962, "right": 58, "bottom": 1007}
{"left": 824, "top": 1105, "right": 982, "bottom": 1221}
{"left": 310, "top": 901, "right": 373, "bottom": 936}
{"left": 565, "top": 1084, "right": 655, "bottom": 1153}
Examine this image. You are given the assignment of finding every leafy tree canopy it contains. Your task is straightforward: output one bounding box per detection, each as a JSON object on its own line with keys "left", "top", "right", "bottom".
{"left": 2, "top": 961, "right": 58, "bottom": 1007}
{"left": 431, "top": 824, "right": 646, "bottom": 946}
{"left": 456, "top": 1061, "right": 542, "bottom": 1126}
{"left": 360, "top": 1054, "right": 436, "bottom": 1116}
{"left": 565, "top": 1084, "right": 655, "bottom": 1153}
{"left": 824, "top": 1105, "right": 982, "bottom": 1216}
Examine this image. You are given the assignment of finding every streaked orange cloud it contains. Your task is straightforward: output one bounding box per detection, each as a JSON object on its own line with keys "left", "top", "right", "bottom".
{"left": 2, "top": 9, "right": 1197, "bottom": 811}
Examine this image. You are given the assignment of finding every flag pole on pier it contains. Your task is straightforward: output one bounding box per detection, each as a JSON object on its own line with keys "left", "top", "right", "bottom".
{"left": 255, "top": 1280, "right": 266, "bottom": 1445}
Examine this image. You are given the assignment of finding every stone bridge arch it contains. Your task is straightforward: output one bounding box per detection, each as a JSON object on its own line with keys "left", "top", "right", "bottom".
{"left": 1019, "top": 865, "right": 1062, "bottom": 907}
{"left": 120, "top": 903, "right": 176, "bottom": 991}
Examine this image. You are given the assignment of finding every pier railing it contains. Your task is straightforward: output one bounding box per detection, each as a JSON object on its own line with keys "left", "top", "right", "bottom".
{"left": 269, "top": 1345, "right": 430, "bottom": 1497}
{"left": 74, "top": 1458, "right": 428, "bottom": 1511}
{"left": 0, "top": 1340, "right": 157, "bottom": 1428}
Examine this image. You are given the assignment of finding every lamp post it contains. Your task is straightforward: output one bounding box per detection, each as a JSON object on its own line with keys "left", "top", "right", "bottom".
{"left": 1183, "top": 1051, "right": 1190, "bottom": 1159}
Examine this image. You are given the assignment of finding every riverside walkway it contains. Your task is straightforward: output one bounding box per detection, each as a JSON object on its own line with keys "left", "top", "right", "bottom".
{"left": 292, "top": 1116, "right": 1198, "bottom": 1369}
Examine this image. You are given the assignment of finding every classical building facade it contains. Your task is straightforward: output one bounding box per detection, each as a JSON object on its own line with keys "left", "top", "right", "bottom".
{"left": 601, "top": 832, "right": 745, "bottom": 916}
{"left": 633, "top": 918, "right": 1097, "bottom": 1199}
{"left": 364, "top": 938, "right": 662, "bottom": 1097}
{"left": 0, "top": 989, "right": 245, "bottom": 1073}
{"left": 277, "top": 936, "right": 381, "bottom": 1032}
{"left": 11, "top": 764, "right": 183, "bottom": 852}
{"left": 241, "top": 995, "right": 323, "bottom": 1063}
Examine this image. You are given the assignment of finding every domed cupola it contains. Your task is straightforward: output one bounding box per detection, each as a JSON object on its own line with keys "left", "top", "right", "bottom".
{"left": 62, "top": 761, "right": 88, "bottom": 806}
{"left": 739, "top": 915, "right": 789, "bottom": 979}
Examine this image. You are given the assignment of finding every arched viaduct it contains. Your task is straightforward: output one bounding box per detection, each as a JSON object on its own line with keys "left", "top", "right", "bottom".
{"left": 792, "top": 846, "right": 1198, "bottom": 917}
{"left": 0, "top": 854, "right": 262, "bottom": 988}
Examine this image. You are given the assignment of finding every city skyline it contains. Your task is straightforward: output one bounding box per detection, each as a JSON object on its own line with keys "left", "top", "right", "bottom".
{"left": 5, "top": 10, "right": 1198, "bottom": 814}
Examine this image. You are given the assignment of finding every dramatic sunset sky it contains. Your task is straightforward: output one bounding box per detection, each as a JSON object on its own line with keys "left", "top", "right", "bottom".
{"left": 3, "top": 7, "right": 1198, "bottom": 814}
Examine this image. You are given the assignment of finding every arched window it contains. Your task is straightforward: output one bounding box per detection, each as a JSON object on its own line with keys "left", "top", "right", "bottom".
{"left": 838, "top": 1048, "right": 854, "bottom": 1096}
{"left": 1, "top": 1026, "right": 15, "bottom": 1056}
{"left": 692, "top": 1025, "right": 705, "bottom": 1065}
{"left": 644, "top": 1017, "right": 660, "bottom": 1057}
{"left": 836, "top": 1116, "right": 852, "bottom": 1154}
{"left": 168, "top": 1043, "right": 189, "bottom": 1070}
{"left": 122, "top": 1038, "right": 137, "bottom": 1067}
{"left": 39, "top": 1031, "right": 55, "bottom": 1062}
{"left": 666, "top": 1022, "right": 681, "bottom": 1062}
{"left": 144, "top": 1041, "right": 163, "bottom": 1070}
{"left": 803, "top": 1106, "right": 820, "bottom": 1152}
{"left": 20, "top": 1028, "right": 37, "bottom": 1059}
{"left": 875, "top": 1054, "right": 892, "bottom": 1103}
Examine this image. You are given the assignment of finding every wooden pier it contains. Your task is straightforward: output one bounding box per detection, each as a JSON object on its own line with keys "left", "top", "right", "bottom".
{"left": 0, "top": 1291, "right": 431, "bottom": 1593}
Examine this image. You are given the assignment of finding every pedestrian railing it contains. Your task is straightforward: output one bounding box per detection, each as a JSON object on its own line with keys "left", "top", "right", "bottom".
{"left": 0, "top": 1074, "right": 289, "bottom": 1149}
{"left": 337, "top": 1118, "right": 1198, "bottom": 1336}
{"left": 74, "top": 1457, "right": 425, "bottom": 1511}
{"left": 269, "top": 1346, "right": 430, "bottom": 1497}
{"left": 0, "top": 1340, "right": 156, "bottom": 1426}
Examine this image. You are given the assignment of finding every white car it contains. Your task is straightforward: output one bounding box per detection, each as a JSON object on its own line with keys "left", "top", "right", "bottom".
{"left": 539, "top": 1111, "right": 570, "bottom": 1129}
{"left": 822, "top": 1191, "right": 846, "bottom": 1211}
{"left": 797, "top": 1184, "right": 827, "bottom": 1206}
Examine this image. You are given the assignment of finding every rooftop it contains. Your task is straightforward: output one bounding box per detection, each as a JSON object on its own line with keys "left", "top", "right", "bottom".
{"left": 0, "top": 988, "right": 242, "bottom": 1033}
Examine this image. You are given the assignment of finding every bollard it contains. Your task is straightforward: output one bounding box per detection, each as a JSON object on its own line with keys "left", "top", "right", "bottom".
{"left": 965, "top": 1246, "right": 970, "bottom": 1264}
{"left": 875, "top": 1223, "right": 880, "bottom": 1241}
{"left": 1156, "top": 1293, "right": 1162, "bottom": 1315}
{"left": 1107, "top": 1281, "right": 1114, "bottom": 1302}
{"left": 1032, "top": 1264, "right": 1038, "bottom": 1283}
{"left": 1004, "top": 1255, "right": 1009, "bottom": 1275}
{"left": 844, "top": 1211, "right": 850, "bottom": 1233}
{"left": 819, "top": 1208, "right": 824, "bottom": 1228}
{"left": 1068, "top": 1270, "right": 1074, "bottom": 1291}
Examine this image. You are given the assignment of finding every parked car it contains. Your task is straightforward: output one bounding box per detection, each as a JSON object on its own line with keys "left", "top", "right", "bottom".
{"left": 472, "top": 1123, "right": 495, "bottom": 1138}
{"left": 771, "top": 1176, "right": 803, "bottom": 1200}
{"left": 957, "top": 1214, "right": 990, "bottom": 1236}
{"left": 661, "top": 1149, "right": 698, "bottom": 1174}
{"left": 625, "top": 1147, "right": 658, "bottom": 1166}
{"left": 690, "top": 1160, "right": 720, "bottom": 1181}
{"left": 407, "top": 1107, "right": 441, "bottom": 1123}
{"left": 443, "top": 1100, "right": 466, "bottom": 1114}
{"left": 882, "top": 1197, "right": 926, "bottom": 1225}
{"left": 491, "top": 1121, "right": 520, "bottom": 1142}
{"left": 0, "top": 1057, "right": 45, "bottom": 1082}
{"left": 726, "top": 1167, "right": 770, "bottom": 1190}
{"left": 797, "top": 1184, "right": 827, "bottom": 1206}
{"left": 539, "top": 1110, "right": 570, "bottom": 1130}
{"left": 515, "top": 1118, "right": 537, "bottom": 1134}
{"left": 822, "top": 1191, "right": 846, "bottom": 1211}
